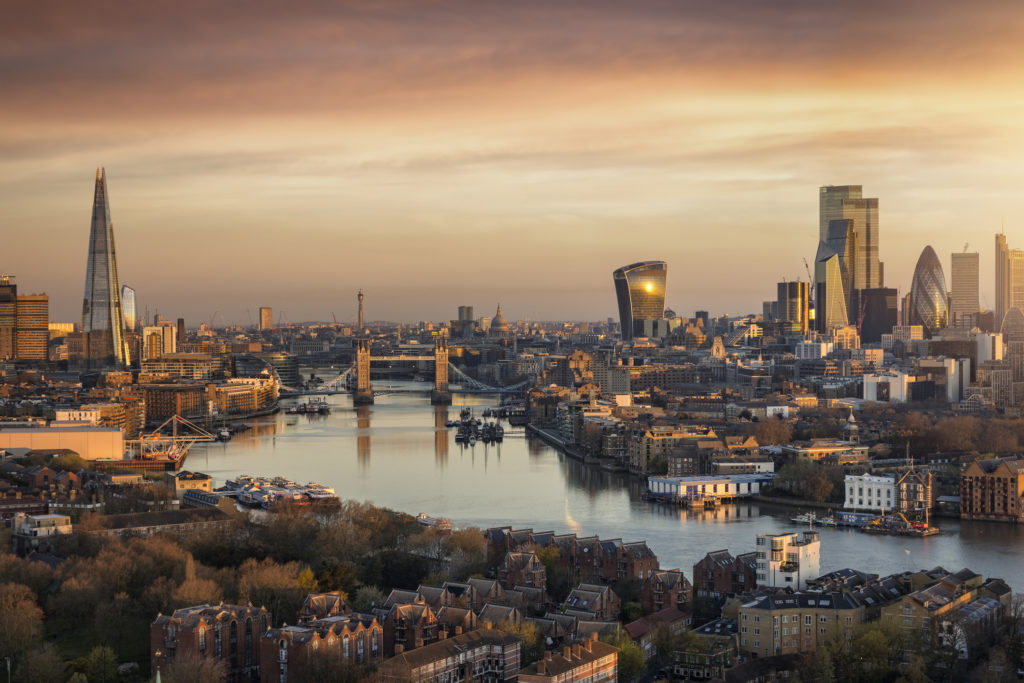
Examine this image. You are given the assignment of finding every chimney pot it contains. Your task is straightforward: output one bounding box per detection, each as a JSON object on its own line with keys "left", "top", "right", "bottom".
{"left": 563, "top": 647, "right": 572, "bottom": 660}
{"left": 545, "top": 651, "right": 552, "bottom": 661}
{"left": 574, "top": 644, "right": 582, "bottom": 658}
{"left": 395, "top": 644, "right": 404, "bottom": 654}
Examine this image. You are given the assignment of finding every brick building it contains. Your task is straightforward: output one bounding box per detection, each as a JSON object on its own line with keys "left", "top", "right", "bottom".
{"left": 960, "top": 457, "right": 1024, "bottom": 522}
{"left": 378, "top": 628, "right": 521, "bottom": 682}
{"left": 496, "top": 551, "right": 547, "bottom": 589}
{"left": 260, "top": 613, "right": 382, "bottom": 683}
{"left": 693, "top": 550, "right": 758, "bottom": 599}
{"left": 641, "top": 569, "right": 693, "bottom": 614}
{"left": 152, "top": 604, "right": 270, "bottom": 682}
{"left": 519, "top": 635, "right": 618, "bottom": 683}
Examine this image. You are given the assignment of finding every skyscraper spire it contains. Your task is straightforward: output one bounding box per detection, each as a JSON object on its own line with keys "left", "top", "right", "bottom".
{"left": 82, "top": 168, "right": 130, "bottom": 367}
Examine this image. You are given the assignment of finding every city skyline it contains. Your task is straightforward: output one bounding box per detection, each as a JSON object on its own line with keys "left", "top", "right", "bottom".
{"left": 5, "top": 1, "right": 1024, "bottom": 323}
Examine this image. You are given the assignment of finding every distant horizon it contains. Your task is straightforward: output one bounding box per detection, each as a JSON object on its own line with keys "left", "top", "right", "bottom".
{"left": 5, "top": 1, "right": 1022, "bottom": 324}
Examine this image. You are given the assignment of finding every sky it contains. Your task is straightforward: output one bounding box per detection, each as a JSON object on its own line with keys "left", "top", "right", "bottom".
{"left": 3, "top": 0, "right": 1024, "bottom": 325}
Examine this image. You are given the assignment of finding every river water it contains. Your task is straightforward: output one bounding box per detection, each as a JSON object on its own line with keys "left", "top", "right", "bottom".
{"left": 188, "top": 383, "right": 1024, "bottom": 590}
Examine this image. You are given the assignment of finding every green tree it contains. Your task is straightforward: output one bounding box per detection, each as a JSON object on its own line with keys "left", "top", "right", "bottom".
{"left": 602, "top": 630, "right": 645, "bottom": 683}
{"left": 160, "top": 651, "right": 228, "bottom": 683}
{"left": 351, "top": 585, "right": 386, "bottom": 612}
{"left": 754, "top": 416, "right": 792, "bottom": 446}
{"left": 84, "top": 644, "right": 119, "bottom": 683}
{"left": 497, "top": 619, "right": 545, "bottom": 665}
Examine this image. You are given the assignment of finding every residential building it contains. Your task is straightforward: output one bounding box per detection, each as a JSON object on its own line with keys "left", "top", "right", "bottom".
{"left": 562, "top": 584, "right": 621, "bottom": 621}
{"left": 260, "top": 614, "right": 382, "bottom": 683}
{"left": 164, "top": 471, "right": 213, "bottom": 498}
{"left": 519, "top": 635, "right": 618, "bottom": 683}
{"left": 960, "top": 457, "right": 1024, "bottom": 522}
{"left": 151, "top": 603, "right": 271, "bottom": 682}
{"left": 15, "top": 293, "right": 48, "bottom": 360}
{"left": 378, "top": 628, "right": 521, "bottom": 683}
{"left": 641, "top": 570, "right": 693, "bottom": 614}
{"left": 754, "top": 532, "right": 820, "bottom": 590}
{"left": 673, "top": 618, "right": 737, "bottom": 681}
{"left": 11, "top": 512, "right": 72, "bottom": 555}
{"left": 843, "top": 474, "right": 894, "bottom": 512}
{"left": 496, "top": 551, "right": 547, "bottom": 590}
{"left": 693, "top": 550, "right": 758, "bottom": 599}
{"left": 737, "top": 591, "right": 863, "bottom": 658}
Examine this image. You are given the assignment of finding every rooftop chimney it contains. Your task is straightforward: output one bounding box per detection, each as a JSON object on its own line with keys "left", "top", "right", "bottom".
{"left": 563, "top": 646, "right": 572, "bottom": 661}
{"left": 538, "top": 661, "right": 546, "bottom": 674}
{"left": 395, "top": 644, "right": 404, "bottom": 654}
{"left": 545, "top": 651, "right": 553, "bottom": 661}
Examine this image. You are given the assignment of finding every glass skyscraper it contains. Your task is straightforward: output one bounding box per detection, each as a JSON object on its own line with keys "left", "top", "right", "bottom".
{"left": 613, "top": 261, "right": 667, "bottom": 341}
{"left": 908, "top": 246, "right": 948, "bottom": 338}
{"left": 121, "top": 285, "right": 137, "bottom": 332}
{"left": 82, "top": 168, "right": 130, "bottom": 367}
{"left": 817, "top": 186, "right": 884, "bottom": 325}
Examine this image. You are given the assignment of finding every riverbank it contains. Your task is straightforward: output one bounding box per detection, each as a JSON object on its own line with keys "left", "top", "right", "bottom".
{"left": 750, "top": 493, "right": 837, "bottom": 510}
{"left": 526, "top": 423, "right": 628, "bottom": 471}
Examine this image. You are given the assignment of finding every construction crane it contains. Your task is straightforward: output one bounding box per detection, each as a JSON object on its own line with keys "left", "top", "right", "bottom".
{"left": 208, "top": 311, "right": 218, "bottom": 328}
{"left": 126, "top": 415, "right": 216, "bottom": 463}
{"left": 332, "top": 312, "right": 339, "bottom": 325}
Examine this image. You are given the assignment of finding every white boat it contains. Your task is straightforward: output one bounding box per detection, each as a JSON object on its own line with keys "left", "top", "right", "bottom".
{"left": 417, "top": 513, "right": 451, "bottom": 530}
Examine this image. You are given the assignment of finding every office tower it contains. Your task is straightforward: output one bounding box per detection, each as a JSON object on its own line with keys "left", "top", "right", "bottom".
{"left": 613, "top": 261, "right": 668, "bottom": 341}
{"left": 908, "top": 246, "right": 948, "bottom": 338}
{"left": 949, "top": 252, "right": 979, "bottom": 326}
{"left": 358, "top": 289, "right": 365, "bottom": 330}
{"left": 259, "top": 307, "right": 273, "bottom": 331}
{"left": 776, "top": 281, "right": 809, "bottom": 334}
{"left": 818, "top": 185, "right": 883, "bottom": 312}
{"left": 856, "top": 288, "right": 898, "bottom": 343}
{"left": 458, "top": 305, "right": 474, "bottom": 322}
{"left": 695, "top": 311, "right": 709, "bottom": 328}
{"left": 177, "top": 317, "right": 185, "bottom": 342}
{"left": 996, "top": 233, "right": 1009, "bottom": 329}
{"left": 0, "top": 276, "right": 15, "bottom": 359}
{"left": 82, "top": 168, "right": 130, "bottom": 367}
{"left": 814, "top": 253, "right": 849, "bottom": 332}
{"left": 15, "top": 294, "right": 49, "bottom": 360}
{"left": 121, "top": 285, "right": 137, "bottom": 332}
{"left": 142, "top": 325, "right": 177, "bottom": 360}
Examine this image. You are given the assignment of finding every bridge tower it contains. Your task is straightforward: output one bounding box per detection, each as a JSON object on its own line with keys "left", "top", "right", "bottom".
{"left": 354, "top": 338, "right": 374, "bottom": 405}
{"left": 431, "top": 338, "right": 452, "bottom": 404}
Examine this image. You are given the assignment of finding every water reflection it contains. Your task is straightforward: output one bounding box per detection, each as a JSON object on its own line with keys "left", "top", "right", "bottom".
{"left": 434, "top": 405, "right": 448, "bottom": 468}
{"left": 356, "top": 405, "right": 371, "bottom": 468}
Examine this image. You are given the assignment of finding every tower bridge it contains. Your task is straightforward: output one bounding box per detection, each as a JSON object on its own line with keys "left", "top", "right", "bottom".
{"left": 311, "top": 339, "right": 530, "bottom": 401}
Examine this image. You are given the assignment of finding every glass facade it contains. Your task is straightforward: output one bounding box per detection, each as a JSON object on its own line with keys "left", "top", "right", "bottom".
{"left": 908, "top": 246, "right": 948, "bottom": 338}
{"left": 121, "top": 285, "right": 137, "bottom": 332}
{"left": 82, "top": 168, "right": 130, "bottom": 367}
{"left": 613, "top": 261, "right": 667, "bottom": 341}
{"left": 856, "top": 288, "right": 898, "bottom": 343}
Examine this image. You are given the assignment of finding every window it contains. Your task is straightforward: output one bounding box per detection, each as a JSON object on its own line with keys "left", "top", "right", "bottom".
{"left": 819, "top": 616, "right": 827, "bottom": 623}
{"left": 372, "top": 630, "right": 379, "bottom": 656}
{"left": 754, "top": 616, "right": 760, "bottom": 623}
{"left": 804, "top": 615, "right": 812, "bottom": 625}
{"left": 845, "top": 617, "right": 852, "bottom": 625}
{"left": 782, "top": 616, "right": 788, "bottom": 624}
{"left": 357, "top": 634, "right": 365, "bottom": 662}
{"left": 742, "top": 638, "right": 747, "bottom": 646}
{"left": 199, "top": 627, "right": 206, "bottom": 655}
{"left": 343, "top": 635, "right": 350, "bottom": 659}
{"left": 742, "top": 614, "right": 748, "bottom": 622}
{"left": 741, "top": 626, "right": 747, "bottom": 634}
{"left": 754, "top": 640, "right": 760, "bottom": 648}
{"left": 754, "top": 628, "right": 760, "bottom": 636}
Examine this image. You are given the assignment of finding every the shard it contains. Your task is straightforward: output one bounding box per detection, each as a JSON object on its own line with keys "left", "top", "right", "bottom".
{"left": 82, "top": 168, "right": 130, "bottom": 367}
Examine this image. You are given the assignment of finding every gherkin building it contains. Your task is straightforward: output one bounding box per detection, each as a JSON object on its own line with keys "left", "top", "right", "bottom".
{"left": 908, "top": 246, "right": 948, "bottom": 337}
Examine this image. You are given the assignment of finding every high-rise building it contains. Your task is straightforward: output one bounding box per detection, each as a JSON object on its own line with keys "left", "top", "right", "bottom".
{"left": 358, "top": 289, "right": 365, "bottom": 330}
{"left": 776, "top": 281, "right": 809, "bottom": 334}
{"left": 994, "top": 233, "right": 1024, "bottom": 331}
{"left": 15, "top": 294, "right": 49, "bottom": 360}
{"left": 950, "top": 252, "right": 979, "bottom": 326}
{"left": 258, "top": 307, "right": 273, "bottom": 331}
{"left": 814, "top": 253, "right": 849, "bottom": 332}
{"left": 0, "top": 275, "right": 15, "bottom": 359}
{"left": 817, "top": 186, "right": 883, "bottom": 322}
{"left": 855, "top": 288, "right": 898, "bottom": 343}
{"left": 82, "top": 168, "right": 130, "bottom": 367}
{"left": 908, "top": 246, "right": 948, "bottom": 338}
{"left": 458, "top": 305, "right": 474, "bottom": 322}
{"left": 121, "top": 285, "right": 137, "bottom": 332}
{"left": 613, "top": 261, "right": 668, "bottom": 341}
{"left": 177, "top": 317, "right": 185, "bottom": 342}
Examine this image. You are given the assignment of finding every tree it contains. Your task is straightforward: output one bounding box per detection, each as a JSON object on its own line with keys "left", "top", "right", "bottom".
{"left": 497, "top": 619, "right": 545, "bottom": 664}
{"left": 12, "top": 642, "right": 65, "bottom": 683}
{"left": 351, "top": 585, "right": 386, "bottom": 612}
{"left": 160, "top": 651, "right": 228, "bottom": 683}
{"left": 84, "top": 644, "right": 119, "bottom": 683}
{"left": 0, "top": 582, "right": 44, "bottom": 662}
{"left": 602, "top": 630, "right": 645, "bottom": 683}
{"left": 754, "top": 417, "right": 792, "bottom": 446}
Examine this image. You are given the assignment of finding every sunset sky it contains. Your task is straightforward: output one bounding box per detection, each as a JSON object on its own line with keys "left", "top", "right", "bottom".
{"left": 4, "top": 0, "right": 1024, "bottom": 325}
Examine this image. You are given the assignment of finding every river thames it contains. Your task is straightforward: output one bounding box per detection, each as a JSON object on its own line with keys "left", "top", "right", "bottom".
{"left": 189, "top": 384, "right": 1024, "bottom": 589}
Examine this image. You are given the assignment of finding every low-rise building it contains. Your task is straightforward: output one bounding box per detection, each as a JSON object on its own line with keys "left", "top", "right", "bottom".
{"left": 641, "top": 569, "right": 693, "bottom": 614}
{"left": 518, "top": 635, "right": 618, "bottom": 683}
{"left": 674, "top": 618, "right": 737, "bottom": 681}
{"left": 693, "top": 550, "right": 758, "bottom": 599}
{"left": 378, "top": 628, "right": 521, "bottom": 682}
{"left": 261, "top": 614, "right": 382, "bottom": 683}
{"left": 738, "top": 591, "right": 863, "bottom": 658}
{"left": 11, "top": 512, "right": 72, "bottom": 555}
{"left": 164, "top": 471, "right": 213, "bottom": 498}
{"left": 152, "top": 603, "right": 271, "bottom": 681}
{"left": 754, "top": 532, "right": 820, "bottom": 590}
